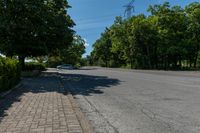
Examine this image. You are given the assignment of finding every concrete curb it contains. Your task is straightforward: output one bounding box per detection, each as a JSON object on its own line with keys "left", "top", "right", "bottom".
{"left": 0, "top": 82, "right": 23, "bottom": 99}
{"left": 68, "top": 94, "right": 94, "bottom": 133}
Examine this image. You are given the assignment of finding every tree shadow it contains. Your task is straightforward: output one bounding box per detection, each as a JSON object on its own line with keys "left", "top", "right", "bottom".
{"left": 60, "top": 73, "right": 121, "bottom": 96}
{"left": 77, "top": 67, "right": 98, "bottom": 70}
{"left": 0, "top": 75, "right": 64, "bottom": 124}
{"left": 0, "top": 73, "right": 120, "bottom": 123}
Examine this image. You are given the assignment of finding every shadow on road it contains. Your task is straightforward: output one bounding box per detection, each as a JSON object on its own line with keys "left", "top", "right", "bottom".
{"left": 77, "top": 68, "right": 98, "bottom": 70}
{"left": 0, "top": 73, "right": 120, "bottom": 123}
{"left": 60, "top": 73, "right": 121, "bottom": 96}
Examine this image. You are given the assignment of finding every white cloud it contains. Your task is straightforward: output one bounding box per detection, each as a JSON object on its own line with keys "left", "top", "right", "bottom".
{"left": 0, "top": 53, "right": 5, "bottom": 57}
{"left": 83, "top": 38, "right": 89, "bottom": 47}
{"left": 73, "top": 36, "right": 89, "bottom": 47}
{"left": 73, "top": 36, "right": 78, "bottom": 40}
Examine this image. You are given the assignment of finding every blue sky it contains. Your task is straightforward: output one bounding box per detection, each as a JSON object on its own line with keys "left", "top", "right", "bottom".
{"left": 67, "top": 0, "right": 199, "bottom": 57}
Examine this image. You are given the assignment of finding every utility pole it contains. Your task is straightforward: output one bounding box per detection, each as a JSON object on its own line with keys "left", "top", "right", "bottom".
{"left": 123, "top": 0, "right": 135, "bottom": 19}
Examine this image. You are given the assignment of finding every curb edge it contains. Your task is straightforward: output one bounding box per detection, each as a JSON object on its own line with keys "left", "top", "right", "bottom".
{"left": 68, "top": 94, "right": 94, "bottom": 133}
{"left": 56, "top": 71, "right": 94, "bottom": 133}
{"left": 0, "top": 82, "right": 23, "bottom": 99}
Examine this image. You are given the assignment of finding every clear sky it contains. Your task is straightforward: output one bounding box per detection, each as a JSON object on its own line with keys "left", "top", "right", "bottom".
{"left": 67, "top": 0, "right": 199, "bottom": 57}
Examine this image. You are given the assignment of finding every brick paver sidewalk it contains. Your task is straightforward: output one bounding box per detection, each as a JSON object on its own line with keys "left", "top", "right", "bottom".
{"left": 0, "top": 75, "right": 86, "bottom": 133}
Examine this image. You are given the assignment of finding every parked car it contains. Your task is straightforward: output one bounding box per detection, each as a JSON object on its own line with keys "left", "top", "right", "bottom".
{"left": 57, "top": 64, "right": 73, "bottom": 70}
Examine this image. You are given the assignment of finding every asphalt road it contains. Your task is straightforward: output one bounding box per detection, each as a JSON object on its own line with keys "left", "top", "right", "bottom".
{"left": 59, "top": 67, "right": 200, "bottom": 133}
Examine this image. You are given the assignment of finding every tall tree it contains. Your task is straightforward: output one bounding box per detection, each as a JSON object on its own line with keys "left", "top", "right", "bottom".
{"left": 0, "top": 0, "right": 74, "bottom": 69}
{"left": 90, "top": 2, "right": 200, "bottom": 69}
{"left": 148, "top": 2, "right": 188, "bottom": 69}
{"left": 60, "top": 35, "right": 85, "bottom": 65}
{"left": 185, "top": 2, "right": 200, "bottom": 67}
{"left": 92, "top": 28, "right": 112, "bottom": 67}
{"left": 109, "top": 17, "right": 127, "bottom": 67}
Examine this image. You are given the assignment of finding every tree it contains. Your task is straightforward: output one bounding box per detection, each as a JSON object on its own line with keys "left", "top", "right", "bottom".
{"left": 109, "top": 16, "right": 127, "bottom": 67}
{"left": 148, "top": 2, "right": 188, "bottom": 69}
{"left": 185, "top": 2, "right": 200, "bottom": 68}
{"left": 60, "top": 35, "right": 85, "bottom": 66}
{"left": 92, "top": 28, "right": 112, "bottom": 67}
{"left": 0, "top": 0, "right": 74, "bottom": 69}
{"left": 90, "top": 2, "right": 200, "bottom": 70}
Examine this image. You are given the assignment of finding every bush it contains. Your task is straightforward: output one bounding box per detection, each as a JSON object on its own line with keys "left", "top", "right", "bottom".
{"left": 0, "top": 57, "right": 21, "bottom": 92}
{"left": 46, "top": 56, "right": 62, "bottom": 68}
{"left": 74, "top": 63, "right": 81, "bottom": 69}
{"left": 24, "top": 62, "right": 46, "bottom": 71}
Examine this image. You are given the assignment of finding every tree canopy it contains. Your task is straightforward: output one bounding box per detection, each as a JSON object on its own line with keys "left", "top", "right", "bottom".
{"left": 47, "top": 35, "right": 86, "bottom": 67}
{"left": 90, "top": 2, "right": 200, "bottom": 70}
{"left": 0, "top": 0, "right": 74, "bottom": 68}
{"left": 60, "top": 35, "right": 86, "bottom": 66}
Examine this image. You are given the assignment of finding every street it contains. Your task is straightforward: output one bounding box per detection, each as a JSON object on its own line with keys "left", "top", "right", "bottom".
{"left": 60, "top": 67, "right": 200, "bottom": 133}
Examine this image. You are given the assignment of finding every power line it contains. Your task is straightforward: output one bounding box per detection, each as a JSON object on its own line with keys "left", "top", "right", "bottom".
{"left": 73, "top": 12, "right": 122, "bottom": 23}
{"left": 75, "top": 17, "right": 114, "bottom": 25}
{"left": 123, "top": 0, "right": 135, "bottom": 18}
{"left": 75, "top": 25, "right": 108, "bottom": 32}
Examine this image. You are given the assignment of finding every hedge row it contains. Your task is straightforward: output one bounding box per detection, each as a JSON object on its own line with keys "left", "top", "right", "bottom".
{"left": 24, "top": 62, "right": 46, "bottom": 71}
{"left": 0, "top": 57, "right": 21, "bottom": 92}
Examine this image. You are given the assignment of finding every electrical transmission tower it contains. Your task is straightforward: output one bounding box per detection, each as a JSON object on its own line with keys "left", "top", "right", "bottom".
{"left": 123, "top": 0, "right": 135, "bottom": 19}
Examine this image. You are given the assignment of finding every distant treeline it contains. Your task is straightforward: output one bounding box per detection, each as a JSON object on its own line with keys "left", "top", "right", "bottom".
{"left": 88, "top": 2, "right": 200, "bottom": 70}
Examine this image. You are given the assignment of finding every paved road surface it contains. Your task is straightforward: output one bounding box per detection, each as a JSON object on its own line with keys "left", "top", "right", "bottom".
{"left": 60, "top": 67, "right": 200, "bottom": 133}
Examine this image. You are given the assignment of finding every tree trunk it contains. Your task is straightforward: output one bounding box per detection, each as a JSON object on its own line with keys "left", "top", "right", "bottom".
{"left": 147, "top": 47, "right": 151, "bottom": 69}
{"left": 179, "top": 59, "right": 182, "bottom": 68}
{"left": 6, "top": 54, "right": 13, "bottom": 59}
{"left": 106, "top": 60, "right": 108, "bottom": 68}
{"left": 164, "top": 56, "right": 167, "bottom": 70}
{"left": 19, "top": 56, "right": 25, "bottom": 70}
{"left": 194, "top": 55, "right": 198, "bottom": 68}
{"left": 189, "top": 59, "right": 192, "bottom": 68}
{"left": 129, "top": 55, "right": 134, "bottom": 69}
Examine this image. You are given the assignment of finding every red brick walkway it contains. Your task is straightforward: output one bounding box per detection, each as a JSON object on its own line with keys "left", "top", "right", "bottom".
{"left": 0, "top": 76, "right": 84, "bottom": 133}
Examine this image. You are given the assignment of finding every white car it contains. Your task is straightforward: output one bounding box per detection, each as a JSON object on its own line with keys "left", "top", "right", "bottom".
{"left": 57, "top": 64, "right": 73, "bottom": 70}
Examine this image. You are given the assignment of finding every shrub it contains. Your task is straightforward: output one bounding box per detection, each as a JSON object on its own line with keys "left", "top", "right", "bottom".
{"left": 46, "top": 56, "right": 62, "bottom": 68}
{"left": 24, "top": 62, "right": 46, "bottom": 71}
{"left": 0, "top": 57, "right": 21, "bottom": 92}
{"left": 74, "top": 63, "right": 81, "bottom": 69}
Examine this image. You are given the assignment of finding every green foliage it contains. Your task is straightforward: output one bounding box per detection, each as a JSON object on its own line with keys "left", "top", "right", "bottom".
{"left": 90, "top": 2, "right": 200, "bottom": 70}
{"left": 74, "top": 63, "right": 81, "bottom": 69}
{"left": 0, "top": 57, "right": 21, "bottom": 92}
{"left": 59, "top": 35, "right": 86, "bottom": 66}
{"left": 46, "top": 56, "right": 62, "bottom": 68}
{"left": 0, "top": 0, "right": 74, "bottom": 69}
{"left": 47, "top": 35, "right": 86, "bottom": 68}
{"left": 92, "top": 28, "right": 112, "bottom": 67}
{"left": 24, "top": 62, "right": 46, "bottom": 71}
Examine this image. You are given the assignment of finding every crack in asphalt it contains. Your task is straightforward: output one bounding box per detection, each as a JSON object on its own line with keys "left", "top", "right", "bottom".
{"left": 61, "top": 76, "right": 119, "bottom": 133}
{"left": 82, "top": 95, "right": 119, "bottom": 133}
{"left": 127, "top": 98, "right": 182, "bottom": 133}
